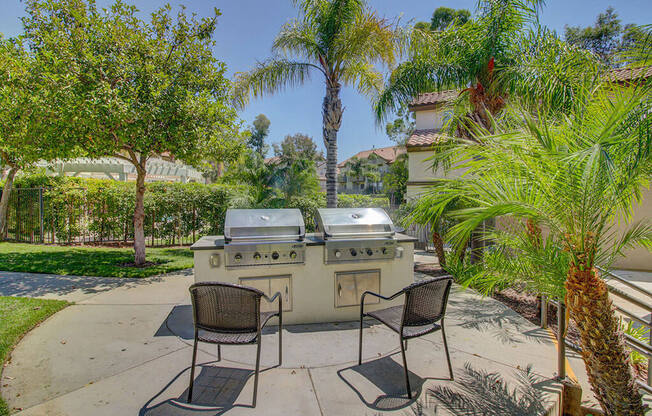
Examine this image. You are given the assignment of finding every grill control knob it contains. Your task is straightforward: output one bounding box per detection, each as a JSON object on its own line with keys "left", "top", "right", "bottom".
{"left": 334, "top": 250, "right": 341, "bottom": 258}
{"left": 366, "top": 248, "right": 373, "bottom": 256}
{"left": 271, "top": 251, "right": 280, "bottom": 260}
{"left": 234, "top": 253, "right": 242, "bottom": 263}
{"left": 289, "top": 251, "right": 297, "bottom": 259}
{"left": 253, "top": 252, "right": 261, "bottom": 260}
{"left": 350, "top": 248, "right": 357, "bottom": 256}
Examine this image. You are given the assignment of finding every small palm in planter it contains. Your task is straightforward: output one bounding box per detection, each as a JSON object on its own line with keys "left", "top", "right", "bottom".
{"left": 416, "top": 82, "right": 651, "bottom": 415}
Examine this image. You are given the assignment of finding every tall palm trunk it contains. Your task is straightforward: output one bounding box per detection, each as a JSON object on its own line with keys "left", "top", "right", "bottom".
{"left": 133, "top": 162, "right": 147, "bottom": 265}
{"left": 323, "top": 82, "right": 342, "bottom": 208}
{"left": 0, "top": 166, "right": 18, "bottom": 239}
{"left": 432, "top": 230, "right": 446, "bottom": 267}
{"left": 565, "top": 264, "right": 645, "bottom": 415}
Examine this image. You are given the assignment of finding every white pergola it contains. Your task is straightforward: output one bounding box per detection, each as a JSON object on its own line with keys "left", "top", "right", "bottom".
{"left": 38, "top": 156, "right": 204, "bottom": 183}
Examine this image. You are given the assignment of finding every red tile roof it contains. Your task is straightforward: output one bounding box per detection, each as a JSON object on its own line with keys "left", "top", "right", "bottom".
{"left": 408, "top": 89, "right": 458, "bottom": 109}
{"left": 406, "top": 129, "right": 451, "bottom": 149}
{"left": 338, "top": 145, "right": 405, "bottom": 167}
{"left": 607, "top": 65, "right": 652, "bottom": 83}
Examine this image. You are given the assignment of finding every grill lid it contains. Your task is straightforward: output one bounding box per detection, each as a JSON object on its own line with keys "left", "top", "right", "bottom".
{"left": 224, "top": 209, "right": 305, "bottom": 241}
{"left": 315, "top": 208, "right": 395, "bottom": 239}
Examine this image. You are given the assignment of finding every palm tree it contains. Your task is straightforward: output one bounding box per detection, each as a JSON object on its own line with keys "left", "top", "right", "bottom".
{"left": 374, "top": 0, "right": 599, "bottom": 138}
{"left": 233, "top": 0, "right": 397, "bottom": 207}
{"left": 420, "top": 83, "right": 651, "bottom": 415}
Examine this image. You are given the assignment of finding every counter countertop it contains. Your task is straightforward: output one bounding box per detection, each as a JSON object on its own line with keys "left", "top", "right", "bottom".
{"left": 190, "top": 232, "right": 418, "bottom": 251}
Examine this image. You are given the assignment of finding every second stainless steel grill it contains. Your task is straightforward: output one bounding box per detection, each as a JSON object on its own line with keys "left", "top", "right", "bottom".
{"left": 315, "top": 208, "right": 398, "bottom": 264}
{"left": 224, "top": 209, "right": 306, "bottom": 267}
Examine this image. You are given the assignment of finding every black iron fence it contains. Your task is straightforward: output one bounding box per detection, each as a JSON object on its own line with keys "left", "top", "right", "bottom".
{"left": 2, "top": 185, "right": 247, "bottom": 247}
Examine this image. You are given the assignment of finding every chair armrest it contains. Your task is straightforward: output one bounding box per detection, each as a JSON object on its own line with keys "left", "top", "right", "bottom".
{"left": 263, "top": 292, "right": 282, "bottom": 304}
{"left": 360, "top": 289, "right": 404, "bottom": 315}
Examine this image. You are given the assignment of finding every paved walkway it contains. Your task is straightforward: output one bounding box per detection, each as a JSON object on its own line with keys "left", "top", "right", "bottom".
{"left": 0, "top": 269, "right": 570, "bottom": 415}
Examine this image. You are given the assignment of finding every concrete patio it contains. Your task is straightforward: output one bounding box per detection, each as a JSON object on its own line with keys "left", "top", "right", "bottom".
{"left": 1, "top": 270, "right": 569, "bottom": 415}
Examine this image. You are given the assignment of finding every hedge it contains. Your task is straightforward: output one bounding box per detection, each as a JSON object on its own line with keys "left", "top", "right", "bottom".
{"left": 3, "top": 174, "right": 390, "bottom": 245}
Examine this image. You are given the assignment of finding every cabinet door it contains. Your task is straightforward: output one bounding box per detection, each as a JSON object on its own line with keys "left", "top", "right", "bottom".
{"left": 240, "top": 275, "right": 292, "bottom": 313}
{"left": 269, "top": 276, "right": 292, "bottom": 312}
{"left": 335, "top": 273, "right": 359, "bottom": 308}
{"left": 355, "top": 271, "right": 380, "bottom": 305}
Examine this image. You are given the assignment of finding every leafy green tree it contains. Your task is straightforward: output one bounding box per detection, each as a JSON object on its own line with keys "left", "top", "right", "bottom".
{"left": 430, "top": 7, "right": 470, "bottom": 31}
{"left": 375, "top": 0, "right": 600, "bottom": 139}
{"left": 382, "top": 154, "right": 407, "bottom": 206}
{"left": 249, "top": 114, "right": 271, "bottom": 156}
{"left": 384, "top": 104, "right": 414, "bottom": 145}
{"left": 202, "top": 131, "right": 248, "bottom": 182}
{"left": 272, "top": 158, "right": 320, "bottom": 201}
{"left": 273, "top": 133, "right": 323, "bottom": 162}
{"left": 23, "top": 0, "right": 240, "bottom": 264}
{"left": 0, "top": 36, "right": 78, "bottom": 238}
{"left": 345, "top": 156, "right": 380, "bottom": 193}
{"left": 419, "top": 84, "right": 651, "bottom": 414}
{"left": 413, "top": 21, "right": 430, "bottom": 32}
{"left": 233, "top": 0, "right": 397, "bottom": 208}
{"left": 564, "top": 7, "right": 648, "bottom": 67}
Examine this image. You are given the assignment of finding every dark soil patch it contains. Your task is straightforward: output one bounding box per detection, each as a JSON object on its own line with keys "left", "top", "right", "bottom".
{"left": 415, "top": 263, "right": 449, "bottom": 276}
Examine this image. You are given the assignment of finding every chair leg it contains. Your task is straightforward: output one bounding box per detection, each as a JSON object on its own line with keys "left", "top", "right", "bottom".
{"left": 217, "top": 344, "right": 221, "bottom": 362}
{"left": 252, "top": 333, "right": 262, "bottom": 407}
{"left": 279, "top": 320, "right": 283, "bottom": 366}
{"left": 188, "top": 332, "right": 198, "bottom": 403}
{"left": 441, "top": 323, "right": 453, "bottom": 381}
{"left": 358, "top": 314, "right": 364, "bottom": 366}
{"left": 399, "top": 336, "right": 412, "bottom": 399}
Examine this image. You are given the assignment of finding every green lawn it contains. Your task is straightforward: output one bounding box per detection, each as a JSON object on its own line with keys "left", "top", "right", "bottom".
{"left": 0, "top": 296, "right": 69, "bottom": 415}
{"left": 0, "top": 243, "right": 194, "bottom": 278}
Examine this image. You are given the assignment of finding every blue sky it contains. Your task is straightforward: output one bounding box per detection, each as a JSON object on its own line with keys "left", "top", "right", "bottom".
{"left": 2, "top": 1, "right": 651, "bottom": 161}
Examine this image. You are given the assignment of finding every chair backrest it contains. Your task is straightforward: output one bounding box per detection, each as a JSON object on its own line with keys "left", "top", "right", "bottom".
{"left": 402, "top": 276, "right": 453, "bottom": 327}
{"left": 189, "top": 282, "right": 263, "bottom": 333}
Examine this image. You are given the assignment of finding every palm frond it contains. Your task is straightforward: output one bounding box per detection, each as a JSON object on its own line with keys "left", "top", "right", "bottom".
{"left": 231, "top": 59, "right": 320, "bottom": 108}
{"left": 272, "top": 19, "right": 323, "bottom": 61}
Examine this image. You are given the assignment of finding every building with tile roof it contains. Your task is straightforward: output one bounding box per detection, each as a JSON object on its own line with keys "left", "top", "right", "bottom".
{"left": 404, "top": 65, "right": 652, "bottom": 270}
{"left": 338, "top": 145, "right": 405, "bottom": 194}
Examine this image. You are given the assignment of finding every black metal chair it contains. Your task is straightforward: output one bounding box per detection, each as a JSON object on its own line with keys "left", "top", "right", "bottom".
{"left": 358, "top": 276, "right": 454, "bottom": 399}
{"left": 187, "top": 282, "right": 282, "bottom": 406}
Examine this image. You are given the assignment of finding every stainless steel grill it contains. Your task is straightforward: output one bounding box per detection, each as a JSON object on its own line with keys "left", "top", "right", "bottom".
{"left": 315, "top": 208, "right": 398, "bottom": 264}
{"left": 224, "top": 209, "right": 306, "bottom": 267}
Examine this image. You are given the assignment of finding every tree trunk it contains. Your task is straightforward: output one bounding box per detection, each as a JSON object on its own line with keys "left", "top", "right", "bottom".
{"left": 0, "top": 167, "right": 18, "bottom": 239}
{"left": 565, "top": 265, "right": 645, "bottom": 415}
{"left": 323, "top": 82, "right": 342, "bottom": 208}
{"left": 133, "top": 164, "right": 147, "bottom": 265}
{"left": 432, "top": 230, "right": 446, "bottom": 267}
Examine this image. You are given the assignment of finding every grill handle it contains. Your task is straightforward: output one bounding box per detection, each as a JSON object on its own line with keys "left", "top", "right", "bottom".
{"left": 227, "top": 234, "right": 304, "bottom": 241}
{"left": 325, "top": 231, "right": 394, "bottom": 238}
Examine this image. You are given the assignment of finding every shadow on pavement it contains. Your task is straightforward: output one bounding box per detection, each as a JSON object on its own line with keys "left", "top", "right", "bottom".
{"left": 0, "top": 271, "right": 141, "bottom": 298}
{"left": 337, "top": 355, "right": 425, "bottom": 412}
{"left": 427, "top": 362, "right": 557, "bottom": 415}
{"left": 140, "top": 362, "right": 257, "bottom": 415}
{"left": 157, "top": 305, "right": 373, "bottom": 340}
{"left": 447, "top": 293, "right": 550, "bottom": 345}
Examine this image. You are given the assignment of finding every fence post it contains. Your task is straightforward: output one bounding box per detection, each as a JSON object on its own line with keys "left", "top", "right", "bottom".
{"left": 39, "top": 188, "right": 44, "bottom": 244}
{"left": 648, "top": 315, "right": 652, "bottom": 388}
{"left": 557, "top": 301, "right": 566, "bottom": 380}
{"left": 540, "top": 295, "right": 548, "bottom": 329}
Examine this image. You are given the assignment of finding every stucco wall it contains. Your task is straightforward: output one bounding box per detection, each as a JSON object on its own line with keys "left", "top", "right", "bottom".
{"left": 415, "top": 109, "right": 443, "bottom": 130}
{"left": 612, "top": 186, "right": 652, "bottom": 271}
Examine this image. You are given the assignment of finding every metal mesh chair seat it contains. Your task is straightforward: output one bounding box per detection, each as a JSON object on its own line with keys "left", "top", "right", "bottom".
{"left": 198, "top": 312, "right": 280, "bottom": 344}
{"left": 359, "top": 276, "right": 454, "bottom": 399}
{"left": 367, "top": 306, "right": 441, "bottom": 339}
